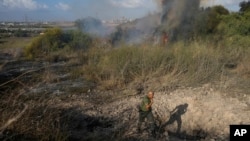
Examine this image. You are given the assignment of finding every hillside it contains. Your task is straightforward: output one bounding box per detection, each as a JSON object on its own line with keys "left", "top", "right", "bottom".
{"left": 0, "top": 37, "right": 250, "bottom": 141}
{"left": 1, "top": 2, "right": 250, "bottom": 140}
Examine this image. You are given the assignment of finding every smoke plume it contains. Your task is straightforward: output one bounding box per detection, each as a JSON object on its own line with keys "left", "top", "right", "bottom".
{"left": 160, "top": 0, "right": 200, "bottom": 28}
{"left": 155, "top": 0, "right": 201, "bottom": 41}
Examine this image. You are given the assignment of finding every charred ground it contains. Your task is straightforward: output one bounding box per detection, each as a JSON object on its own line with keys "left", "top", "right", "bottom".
{"left": 1, "top": 1, "right": 250, "bottom": 141}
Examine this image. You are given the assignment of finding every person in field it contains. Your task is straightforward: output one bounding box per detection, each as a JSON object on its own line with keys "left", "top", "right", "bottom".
{"left": 137, "top": 91, "right": 156, "bottom": 137}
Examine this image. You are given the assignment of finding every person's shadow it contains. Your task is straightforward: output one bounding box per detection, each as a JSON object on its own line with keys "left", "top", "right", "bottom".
{"left": 160, "top": 103, "right": 188, "bottom": 134}
{"left": 157, "top": 103, "right": 207, "bottom": 140}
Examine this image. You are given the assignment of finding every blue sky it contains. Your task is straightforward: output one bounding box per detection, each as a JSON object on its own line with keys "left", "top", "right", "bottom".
{"left": 0, "top": 0, "right": 246, "bottom": 22}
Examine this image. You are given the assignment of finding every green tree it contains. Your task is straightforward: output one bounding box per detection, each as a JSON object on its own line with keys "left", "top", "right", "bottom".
{"left": 205, "top": 5, "right": 229, "bottom": 33}
{"left": 240, "top": 1, "right": 250, "bottom": 12}
{"left": 67, "top": 30, "right": 92, "bottom": 50}
{"left": 217, "top": 11, "right": 250, "bottom": 47}
{"left": 193, "top": 5, "right": 229, "bottom": 41}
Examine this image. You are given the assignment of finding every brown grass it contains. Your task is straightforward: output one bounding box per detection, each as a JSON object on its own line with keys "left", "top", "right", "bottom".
{"left": 0, "top": 37, "right": 32, "bottom": 49}
{"left": 1, "top": 36, "right": 250, "bottom": 140}
{"left": 0, "top": 90, "right": 69, "bottom": 141}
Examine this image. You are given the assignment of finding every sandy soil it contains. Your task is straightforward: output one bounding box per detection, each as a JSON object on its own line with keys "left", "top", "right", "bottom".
{"left": 55, "top": 84, "right": 250, "bottom": 141}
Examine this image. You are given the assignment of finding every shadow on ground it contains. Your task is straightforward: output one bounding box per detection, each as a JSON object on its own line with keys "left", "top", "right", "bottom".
{"left": 156, "top": 103, "right": 207, "bottom": 140}
{"left": 1, "top": 105, "right": 145, "bottom": 141}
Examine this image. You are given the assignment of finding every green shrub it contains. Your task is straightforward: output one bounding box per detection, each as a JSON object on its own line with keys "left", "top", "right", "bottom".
{"left": 24, "top": 28, "right": 63, "bottom": 59}
{"left": 24, "top": 28, "right": 93, "bottom": 59}
{"left": 67, "top": 30, "right": 92, "bottom": 50}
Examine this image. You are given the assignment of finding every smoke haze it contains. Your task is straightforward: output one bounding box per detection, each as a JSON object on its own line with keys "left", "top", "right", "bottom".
{"left": 158, "top": 0, "right": 200, "bottom": 28}
{"left": 70, "top": 0, "right": 157, "bottom": 20}
{"left": 75, "top": 0, "right": 244, "bottom": 43}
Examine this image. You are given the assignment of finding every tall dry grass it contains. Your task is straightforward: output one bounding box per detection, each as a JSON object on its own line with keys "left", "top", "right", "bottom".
{"left": 0, "top": 91, "right": 69, "bottom": 141}
{"left": 80, "top": 41, "right": 250, "bottom": 90}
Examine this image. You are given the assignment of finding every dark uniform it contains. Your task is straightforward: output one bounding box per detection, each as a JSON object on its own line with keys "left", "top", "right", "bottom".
{"left": 138, "top": 96, "right": 156, "bottom": 136}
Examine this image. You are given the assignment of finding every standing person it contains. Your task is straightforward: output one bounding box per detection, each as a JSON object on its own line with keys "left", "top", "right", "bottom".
{"left": 137, "top": 91, "right": 156, "bottom": 137}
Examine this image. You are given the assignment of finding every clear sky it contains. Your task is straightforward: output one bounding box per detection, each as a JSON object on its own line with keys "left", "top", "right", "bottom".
{"left": 0, "top": 0, "right": 246, "bottom": 22}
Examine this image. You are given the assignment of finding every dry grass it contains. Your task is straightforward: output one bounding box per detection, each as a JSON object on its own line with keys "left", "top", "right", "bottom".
{"left": 0, "top": 37, "right": 32, "bottom": 59}
{"left": 1, "top": 36, "right": 250, "bottom": 140}
{"left": 82, "top": 42, "right": 234, "bottom": 89}
{"left": 0, "top": 91, "right": 69, "bottom": 141}
{"left": 0, "top": 37, "right": 32, "bottom": 49}
{"left": 79, "top": 41, "right": 250, "bottom": 90}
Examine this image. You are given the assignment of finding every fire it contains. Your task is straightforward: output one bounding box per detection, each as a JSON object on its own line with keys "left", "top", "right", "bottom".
{"left": 153, "top": 0, "right": 201, "bottom": 43}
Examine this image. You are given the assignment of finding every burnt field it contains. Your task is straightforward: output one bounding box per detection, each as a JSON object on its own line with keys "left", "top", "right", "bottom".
{"left": 1, "top": 0, "right": 250, "bottom": 140}
{"left": 0, "top": 33, "right": 250, "bottom": 140}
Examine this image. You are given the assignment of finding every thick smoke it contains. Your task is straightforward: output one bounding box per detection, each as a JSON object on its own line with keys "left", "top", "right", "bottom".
{"left": 111, "top": 0, "right": 202, "bottom": 45}
{"left": 83, "top": 0, "right": 215, "bottom": 44}
{"left": 125, "top": 14, "right": 161, "bottom": 44}
{"left": 156, "top": 0, "right": 201, "bottom": 41}
{"left": 200, "top": 0, "right": 213, "bottom": 7}
{"left": 161, "top": 0, "right": 200, "bottom": 25}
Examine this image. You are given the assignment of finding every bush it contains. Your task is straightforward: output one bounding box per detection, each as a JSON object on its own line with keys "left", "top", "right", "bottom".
{"left": 24, "top": 28, "right": 93, "bottom": 59}
{"left": 24, "top": 28, "right": 63, "bottom": 59}
{"left": 67, "top": 30, "right": 92, "bottom": 50}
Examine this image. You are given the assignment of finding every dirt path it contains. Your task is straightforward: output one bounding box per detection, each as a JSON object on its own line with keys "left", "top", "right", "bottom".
{"left": 63, "top": 85, "right": 250, "bottom": 141}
